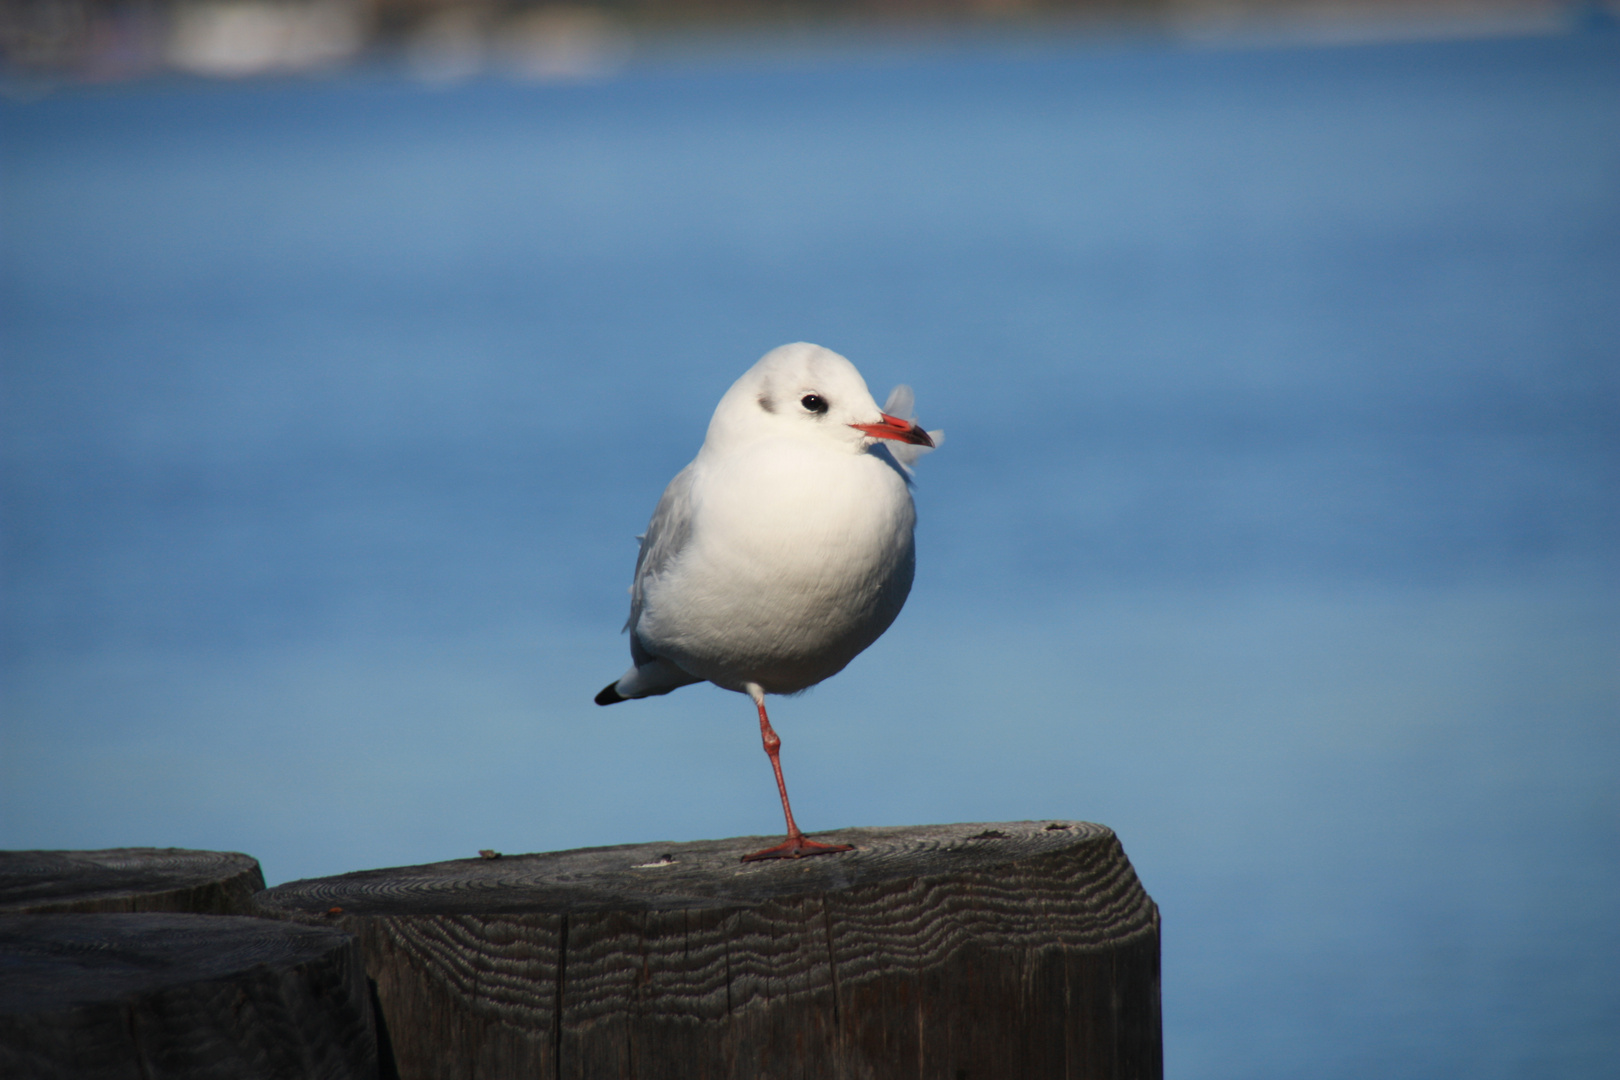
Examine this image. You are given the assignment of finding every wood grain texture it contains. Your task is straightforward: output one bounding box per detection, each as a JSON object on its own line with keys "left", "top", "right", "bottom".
{"left": 0, "top": 913, "right": 378, "bottom": 1080}
{"left": 258, "top": 821, "right": 1161, "bottom": 1080}
{"left": 0, "top": 848, "right": 266, "bottom": 916}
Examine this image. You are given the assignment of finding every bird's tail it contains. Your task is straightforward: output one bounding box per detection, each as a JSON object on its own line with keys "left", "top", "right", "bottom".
{"left": 593, "top": 659, "right": 702, "bottom": 706}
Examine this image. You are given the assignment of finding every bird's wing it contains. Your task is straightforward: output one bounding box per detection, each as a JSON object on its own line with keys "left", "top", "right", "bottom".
{"left": 883, "top": 384, "right": 915, "bottom": 420}
{"left": 881, "top": 384, "right": 943, "bottom": 471}
{"left": 626, "top": 463, "right": 697, "bottom": 633}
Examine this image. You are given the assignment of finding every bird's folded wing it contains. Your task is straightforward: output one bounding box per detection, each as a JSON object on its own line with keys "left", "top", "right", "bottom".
{"left": 627, "top": 463, "right": 697, "bottom": 632}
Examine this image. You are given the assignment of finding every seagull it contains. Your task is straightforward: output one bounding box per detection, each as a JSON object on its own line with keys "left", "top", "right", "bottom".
{"left": 595, "top": 342, "right": 940, "bottom": 862}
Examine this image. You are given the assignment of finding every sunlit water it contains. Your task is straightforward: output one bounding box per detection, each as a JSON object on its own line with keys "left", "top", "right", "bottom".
{"left": 4, "top": 27, "right": 1617, "bottom": 1079}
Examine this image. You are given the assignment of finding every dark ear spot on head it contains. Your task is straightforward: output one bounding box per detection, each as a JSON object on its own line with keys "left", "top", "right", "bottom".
{"left": 757, "top": 394, "right": 775, "bottom": 414}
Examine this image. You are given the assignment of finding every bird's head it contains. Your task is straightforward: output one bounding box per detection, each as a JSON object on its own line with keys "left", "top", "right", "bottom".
{"left": 707, "top": 342, "right": 935, "bottom": 454}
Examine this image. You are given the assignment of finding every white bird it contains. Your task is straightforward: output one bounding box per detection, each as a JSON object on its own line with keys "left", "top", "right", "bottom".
{"left": 595, "top": 342, "right": 940, "bottom": 861}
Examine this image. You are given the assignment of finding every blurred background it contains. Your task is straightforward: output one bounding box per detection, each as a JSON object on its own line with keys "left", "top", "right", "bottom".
{"left": 3, "top": 1, "right": 1617, "bottom": 1077}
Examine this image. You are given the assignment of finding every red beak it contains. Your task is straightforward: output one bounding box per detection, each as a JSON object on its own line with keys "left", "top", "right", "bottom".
{"left": 851, "top": 412, "right": 935, "bottom": 447}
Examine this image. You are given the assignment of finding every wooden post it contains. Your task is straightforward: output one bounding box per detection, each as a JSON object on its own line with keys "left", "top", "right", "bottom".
{"left": 0, "top": 847, "right": 266, "bottom": 916}
{"left": 257, "top": 820, "right": 1161, "bottom": 1080}
{"left": 0, "top": 913, "right": 378, "bottom": 1079}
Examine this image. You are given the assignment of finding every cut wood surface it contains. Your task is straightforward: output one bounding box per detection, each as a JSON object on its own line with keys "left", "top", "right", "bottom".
{"left": 0, "top": 848, "right": 265, "bottom": 916}
{"left": 0, "top": 912, "right": 377, "bottom": 1080}
{"left": 258, "top": 820, "right": 1161, "bottom": 1080}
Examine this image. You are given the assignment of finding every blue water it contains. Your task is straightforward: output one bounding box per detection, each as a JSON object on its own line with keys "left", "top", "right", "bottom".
{"left": 4, "top": 27, "right": 1618, "bottom": 1079}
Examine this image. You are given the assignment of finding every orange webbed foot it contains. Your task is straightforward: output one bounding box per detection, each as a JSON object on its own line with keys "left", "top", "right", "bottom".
{"left": 740, "top": 835, "right": 854, "bottom": 862}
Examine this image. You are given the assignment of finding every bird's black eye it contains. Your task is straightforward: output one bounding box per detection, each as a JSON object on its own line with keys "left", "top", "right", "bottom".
{"left": 801, "top": 394, "right": 828, "bottom": 414}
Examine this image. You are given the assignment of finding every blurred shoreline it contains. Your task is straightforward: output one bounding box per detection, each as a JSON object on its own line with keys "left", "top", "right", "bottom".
{"left": 3, "top": 0, "right": 1614, "bottom": 89}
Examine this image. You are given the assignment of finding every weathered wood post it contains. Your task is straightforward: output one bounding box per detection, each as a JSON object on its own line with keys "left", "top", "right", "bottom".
{"left": 0, "top": 913, "right": 378, "bottom": 1080}
{"left": 0, "top": 849, "right": 380, "bottom": 1080}
{"left": 257, "top": 820, "right": 1161, "bottom": 1080}
{"left": 0, "top": 847, "right": 266, "bottom": 916}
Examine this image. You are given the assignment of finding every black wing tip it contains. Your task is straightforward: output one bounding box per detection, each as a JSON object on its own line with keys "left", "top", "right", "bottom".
{"left": 595, "top": 683, "right": 628, "bottom": 706}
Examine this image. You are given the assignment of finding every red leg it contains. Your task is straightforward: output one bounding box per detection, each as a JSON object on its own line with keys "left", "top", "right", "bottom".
{"left": 740, "top": 686, "right": 853, "bottom": 863}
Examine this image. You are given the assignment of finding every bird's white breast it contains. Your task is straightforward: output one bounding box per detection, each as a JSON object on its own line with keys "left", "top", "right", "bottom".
{"left": 636, "top": 438, "right": 916, "bottom": 694}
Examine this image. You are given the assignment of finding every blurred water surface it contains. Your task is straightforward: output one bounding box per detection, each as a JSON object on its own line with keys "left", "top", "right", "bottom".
{"left": 4, "top": 28, "right": 1618, "bottom": 1080}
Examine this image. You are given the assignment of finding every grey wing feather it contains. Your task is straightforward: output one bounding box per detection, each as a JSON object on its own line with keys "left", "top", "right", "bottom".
{"left": 883, "top": 384, "right": 915, "bottom": 420}
{"left": 626, "top": 464, "right": 696, "bottom": 633}
{"left": 880, "top": 384, "right": 942, "bottom": 472}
